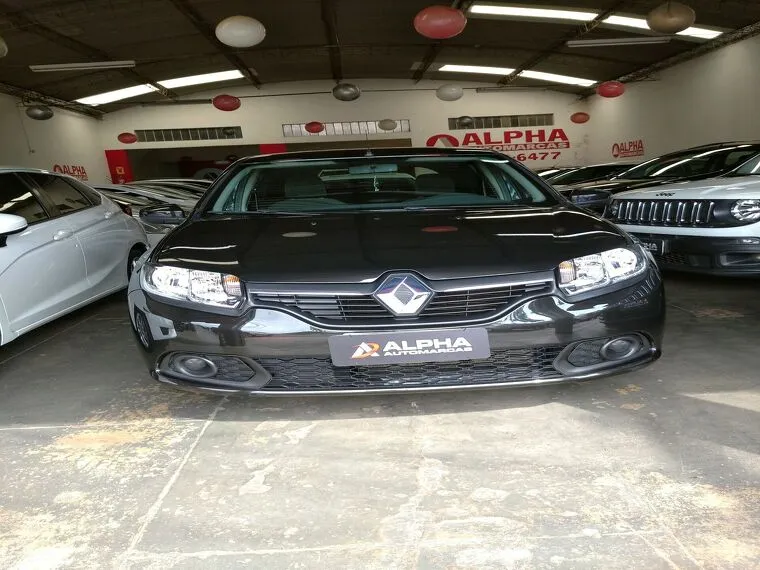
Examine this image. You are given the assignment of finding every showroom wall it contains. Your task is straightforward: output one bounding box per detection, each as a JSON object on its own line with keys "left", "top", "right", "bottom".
{"left": 0, "top": 93, "right": 108, "bottom": 182}
{"left": 100, "top": 79, "right": 592, "bottom": 170}
{"left": 586, "top": 35, "right": 760, "bottom": 163}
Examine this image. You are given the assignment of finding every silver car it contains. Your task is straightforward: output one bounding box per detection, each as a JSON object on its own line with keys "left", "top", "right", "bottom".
{"left": 0, "top": 168, "right": 149, "bottom": 346}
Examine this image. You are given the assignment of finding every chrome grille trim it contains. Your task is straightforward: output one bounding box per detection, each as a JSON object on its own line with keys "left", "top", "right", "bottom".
{"left": 609, "top": 199, "right": 717, "bottom": 227}
{"left": 250, "top": 279, "right": 554, "bottom": 328}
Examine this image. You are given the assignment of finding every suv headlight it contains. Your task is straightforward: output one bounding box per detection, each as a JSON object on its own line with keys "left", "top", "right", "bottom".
{"left": 557, "top": 247, "right": 646, "bottom": 295}
{"left": 730, "top": 200, "right": 760, "bottom": 222}
{"left": 141, "top": 264, "right": 244, "bottom": 308}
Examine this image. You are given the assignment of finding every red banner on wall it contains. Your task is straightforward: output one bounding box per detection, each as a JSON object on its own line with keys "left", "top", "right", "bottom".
{"left": 105, "top": 150, "right": 134, "bottom": 184}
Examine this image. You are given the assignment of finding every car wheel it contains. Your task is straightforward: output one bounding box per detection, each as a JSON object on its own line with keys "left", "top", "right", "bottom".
{"left": 127, "top": 246, "right": 146, "bottom": 281}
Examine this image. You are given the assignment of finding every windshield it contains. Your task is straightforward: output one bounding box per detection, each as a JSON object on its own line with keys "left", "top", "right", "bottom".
{"left": 617, "top": 146, "right": 760, "bottom": 180}
{"left": 726, "top": 153, "right": 760, "bottom": 176}
{"left": 205, "top": 155, "right": 559, "bottom": 214}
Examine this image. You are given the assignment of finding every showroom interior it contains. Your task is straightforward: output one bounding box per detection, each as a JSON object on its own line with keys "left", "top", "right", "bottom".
{"left": 1, "top": 0, "right": 759, "bottom": 568}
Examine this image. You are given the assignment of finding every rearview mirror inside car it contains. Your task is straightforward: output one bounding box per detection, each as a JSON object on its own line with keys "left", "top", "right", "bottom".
{"left": 0, "top": 213, "right": 28, "bottom": 247}
{"left": 139, "top": 204, "right": 187, "bottom": 225}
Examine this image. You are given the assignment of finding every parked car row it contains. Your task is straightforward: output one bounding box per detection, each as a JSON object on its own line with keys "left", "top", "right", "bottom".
{"left": 549, "top": 142, "right": 760, "bottom": 276}
{"left": 0, "top": 172, "right": 210, "bottom": 346}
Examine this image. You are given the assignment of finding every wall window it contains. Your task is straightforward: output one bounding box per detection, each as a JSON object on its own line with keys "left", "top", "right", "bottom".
{"left": 283, "top": 119, "right": 411, "bottom": 137}
{"left": 448, "top": 114, "right": 554, "bottom": 130}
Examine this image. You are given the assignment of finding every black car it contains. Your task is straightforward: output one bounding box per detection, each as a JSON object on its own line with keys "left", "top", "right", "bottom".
{"left": 127, "top": 148, "right": 665, "bottom": 395}
{"left": 563, "top": 142, "right": 760, "bottom": 212}
{"left": 548, "top": 162, "right": 639, "bottom": 187}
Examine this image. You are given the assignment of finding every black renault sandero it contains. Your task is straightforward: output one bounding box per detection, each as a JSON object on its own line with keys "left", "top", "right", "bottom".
{"left": 127, "top": 148, "right": 665, "bottom": 395}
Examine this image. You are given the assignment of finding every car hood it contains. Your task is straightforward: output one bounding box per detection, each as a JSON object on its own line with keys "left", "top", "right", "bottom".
{"left": 152, "top": 208, "right": 628, "bottom": 283}
{"left": 614, "top": 175, "right": 760, "bottom": 200}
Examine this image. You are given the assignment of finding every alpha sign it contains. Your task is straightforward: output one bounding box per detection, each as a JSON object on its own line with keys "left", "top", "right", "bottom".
{"left": 53, "top": 164, "right": 89, "bottom": 180}
{"left": 426, "top": 128, "right": 570, "bottom": 161}
{"left": 612, "top": 139, "right": 645, "bottom": 158}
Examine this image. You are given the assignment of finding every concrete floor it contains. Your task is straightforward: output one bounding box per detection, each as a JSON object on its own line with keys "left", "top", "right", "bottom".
{"left": 0, "top": 275, "right": 758, "bottom": 570}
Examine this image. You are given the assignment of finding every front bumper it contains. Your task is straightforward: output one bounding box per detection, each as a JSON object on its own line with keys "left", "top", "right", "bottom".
{"left": 127, "top": 268, "right": 665, "bottom": 396}
{"left": 626, "top": 232, "right": 760, "bottom": 276}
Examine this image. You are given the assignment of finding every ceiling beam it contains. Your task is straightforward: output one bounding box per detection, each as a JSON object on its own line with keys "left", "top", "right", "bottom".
{"left": 412, "top": 0, "right": 476, "bottom": 82}
{"left": 497, "top": 0, "right": 632, "bottom": 86}
{"left": 604, "top": 19, "right": 760, "bottom": 87}
{"left": 166, "top": 0, "right": 261, "bottom": 88}
{"left": 320, "top": 0, "right": 343, "bottom": 82}
{"left": 0, "top": 2, "right": 178, "bottom": 100}
{"left": 0, "top": 82, "right": 103, "bottom": 118}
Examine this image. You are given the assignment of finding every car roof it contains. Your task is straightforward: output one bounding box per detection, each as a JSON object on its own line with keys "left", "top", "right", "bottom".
{"left": 239, "top": 147, "right": 510, "bottom": 164}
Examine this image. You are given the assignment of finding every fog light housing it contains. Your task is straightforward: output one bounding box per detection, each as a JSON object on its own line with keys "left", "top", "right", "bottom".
{"left": 601, "top": 336, "right": 642, "bottom": 361}
{"left": 171, "top": 355, "right": 218, "bottom": 378}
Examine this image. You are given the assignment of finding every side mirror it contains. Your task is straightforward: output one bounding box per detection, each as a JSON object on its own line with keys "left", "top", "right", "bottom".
{"left": 139, "top": 204, "right": 187, "bottom": 226}
{"left": 0, "top": 213, "right": 28, "bottom": 247}
{"left": 567, "top": 189, "right": 612, "bottom": 213}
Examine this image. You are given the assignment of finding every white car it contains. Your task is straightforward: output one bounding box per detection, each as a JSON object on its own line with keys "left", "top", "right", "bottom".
{"left": 605, "top": 162, "right": 760, "bottom": 275}
{"left": 0, "top": 168, "right": 149, "bottom": 345}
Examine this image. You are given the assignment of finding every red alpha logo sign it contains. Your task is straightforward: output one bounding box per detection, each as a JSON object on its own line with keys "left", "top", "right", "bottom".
{"left": 425, "top": 128, "right": 570, "bottom": 161}
{"left": 612, "top": 139, "right": 645, "bottom": 158}
{"left": 53, "top": 164, "right": 89, "bottom": 181}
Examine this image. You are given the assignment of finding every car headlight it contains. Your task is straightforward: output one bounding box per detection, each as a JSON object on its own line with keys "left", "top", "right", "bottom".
{"left": 557, "top": 247, "right": 646, "bottom": 295}
{"left": 141, "top": 264, "right": 244, "bottom": 308}
{"left": 606, "top": 200, "right": 621, "bottom": 217}
{"left": 730, "top": 199, "right": 760, "bottom": 222}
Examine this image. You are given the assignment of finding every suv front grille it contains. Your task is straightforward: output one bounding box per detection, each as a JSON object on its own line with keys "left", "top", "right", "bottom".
{"left": 609, "top": 199, "right": 716, "bottom": 227}
{"left": 251, "top": 281, "right": 553, "bottom": 326}
{"left": 258, "top": 346, "right": 564, "bottom": 391}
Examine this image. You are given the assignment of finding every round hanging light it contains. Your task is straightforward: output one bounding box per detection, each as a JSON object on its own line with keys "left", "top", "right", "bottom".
{"left": 436, "top": 84, "right": 464, "bottom": 101}
{"left": 332, "top": 83, "right": 361, "bottom": 102}
{"left": 570, "top": 112, "right": 590, "bottom": 124}
{"left": 596, "top": 81, "right": 626, "bottom": 98}
{"left": 414, "top": 5, "right": 467, "bottom": 40}
{"left": 646, "top": 1, "right": 696, "bottom": 34}
{"left": 118, "top": 132, "right": 138, "bottom": 144}
{"left": 377, "top": 119, "right": 398, "bottom": 131}
{"left": 25, "top": 105, "right": 54, "bottom": 120}
{"left": 305, "top": 121, "right": 325, "bottom": 134}
{"left": 215, "top": 15, "right": 266, "bottom": 48}
{"left": 212, "top": 94, "right": 241, "bottom": 111}
{"left": 457, "top": 116, "right": 474, "bottom": 128}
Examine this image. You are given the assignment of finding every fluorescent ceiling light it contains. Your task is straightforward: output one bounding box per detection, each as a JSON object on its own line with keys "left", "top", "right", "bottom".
{"left": 519, "top": 69, "right": 596, "bottom": 86}
{"left": 439, "top": 64, "right": 516, "bottom": 75}
{"left": 30, "top": 60, "right": 136, "bottom": 72}
{"left": 470, "top": 4, "right": 596, "bottom": 22}
{"left": 158, "top": 70, "right": 243, "bottom": 89}
{"left": 76, "top": 69, "right": 244, "bottom": 106}
{"left": 567, "top": 37, "right": 672, "bottom": 48}
{"left": 679, "top": 27, "right": 722, "bottom": 39}
{"left": 76, "top": 84, "right": 157, "bottom": 106}
{"left": 603, "top": 14, "right": 722, "bottom": 39}
{"left": 469, "top": 4, "right": 723, "bottom": 40}
{"left": 439, "top": 64, "right": 596, "bottom": 87}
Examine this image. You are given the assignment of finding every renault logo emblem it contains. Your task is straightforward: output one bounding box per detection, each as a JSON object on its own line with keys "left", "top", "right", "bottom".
{"left": 374, "top": 274, "right": 433, "bottom": 316}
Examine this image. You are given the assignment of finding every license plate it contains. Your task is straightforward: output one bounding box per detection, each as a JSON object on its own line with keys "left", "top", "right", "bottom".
{"left": 328, "top": 328, "right": 491, "bottom": 367}
{"left": 639, "top": 239, "right": 668, "bottom": 255}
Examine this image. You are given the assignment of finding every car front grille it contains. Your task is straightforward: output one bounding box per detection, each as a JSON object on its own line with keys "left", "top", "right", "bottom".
{"left": 257, "top": 346, "right": 564, "bottom": 391}
{"left": 251, "top": 281, "right": 553, "bottom": 327}
{"left": 656, "top": 252, "right": 710, "bottom": 268}
{"left": 609, "top": 199, "right": 716, "bottom": 227}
